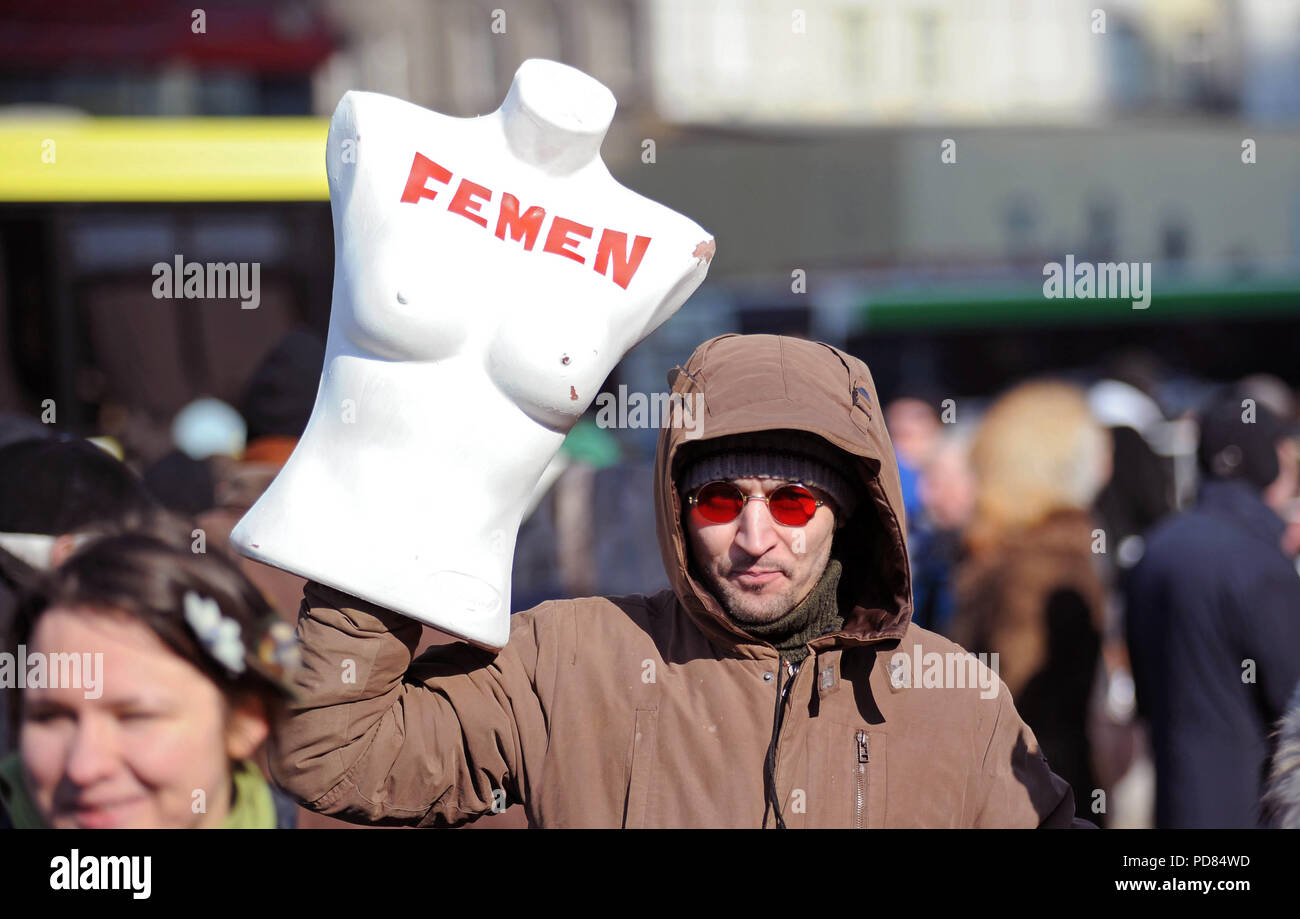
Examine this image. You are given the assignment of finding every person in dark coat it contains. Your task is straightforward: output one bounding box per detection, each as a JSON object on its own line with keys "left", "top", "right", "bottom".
{"left": 1124, "top": 390, "right": 1300, "bottom": 828}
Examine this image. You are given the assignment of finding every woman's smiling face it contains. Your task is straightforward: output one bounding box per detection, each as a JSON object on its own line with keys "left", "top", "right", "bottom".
{"left": 19, "top": 606, "right": 252, "bottom": 829}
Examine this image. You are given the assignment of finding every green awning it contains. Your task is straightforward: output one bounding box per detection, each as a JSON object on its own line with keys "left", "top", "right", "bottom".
{"left": 857, "top": 279, "right": 1300, "bottom": 332}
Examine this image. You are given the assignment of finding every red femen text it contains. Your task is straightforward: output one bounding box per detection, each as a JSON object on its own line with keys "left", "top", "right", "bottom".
{"left": 399, "top": 151, "right": 653, "bottom": 290}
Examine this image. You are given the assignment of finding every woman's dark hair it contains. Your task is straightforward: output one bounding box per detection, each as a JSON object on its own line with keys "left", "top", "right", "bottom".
{"left": 7, "top": 532, "right": 296, "bottom": 746}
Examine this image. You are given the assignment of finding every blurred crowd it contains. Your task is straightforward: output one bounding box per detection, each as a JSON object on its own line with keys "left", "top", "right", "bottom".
{"left": 884, "top": 366, "right": 1300, "bottom": 828}
{"left": 1, "top": 329, "right": 1298, "bottom": 829}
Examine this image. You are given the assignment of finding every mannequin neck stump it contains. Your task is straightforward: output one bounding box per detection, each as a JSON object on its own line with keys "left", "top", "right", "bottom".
{"left": 500, "top": 59, "right": 615, "bottom": 175}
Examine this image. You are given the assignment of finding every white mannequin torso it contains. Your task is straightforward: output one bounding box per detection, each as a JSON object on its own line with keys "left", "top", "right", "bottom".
{"left": 232, "top": 60, "right": 714, "bottom": 648}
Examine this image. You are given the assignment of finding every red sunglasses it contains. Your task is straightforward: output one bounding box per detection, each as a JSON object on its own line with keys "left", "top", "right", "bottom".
{"left": 687, "top": 480, "right": 825, "bottom": 527}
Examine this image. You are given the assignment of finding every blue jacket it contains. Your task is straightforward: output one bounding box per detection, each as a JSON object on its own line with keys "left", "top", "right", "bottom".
{"left": 1125, "top": 478, "right": 1300, "bottom": 828}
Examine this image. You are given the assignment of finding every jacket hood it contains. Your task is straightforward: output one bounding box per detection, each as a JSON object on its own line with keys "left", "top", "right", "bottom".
{"left": 653, "top": 334, "right": 913, "bottom": 656}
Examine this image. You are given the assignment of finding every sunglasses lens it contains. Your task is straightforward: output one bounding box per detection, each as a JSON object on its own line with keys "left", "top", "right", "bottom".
{"left": 768, "top": 485, "right": 818, "bottom": 526}
{"left": 694, "top": 482, "right": 744, "bottom": 523}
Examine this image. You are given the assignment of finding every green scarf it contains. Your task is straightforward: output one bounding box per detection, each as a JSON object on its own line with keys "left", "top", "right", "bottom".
{"left": 742, "top": 558, "right": 845, "bottom": 664}
{"left": 0, "top": 753, "right": 277, "bottom": 829}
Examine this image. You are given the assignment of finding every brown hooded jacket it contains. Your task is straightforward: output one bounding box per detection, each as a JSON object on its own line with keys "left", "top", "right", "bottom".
{"left": 268, "top": 334, "right": 1081, "bottom": 827}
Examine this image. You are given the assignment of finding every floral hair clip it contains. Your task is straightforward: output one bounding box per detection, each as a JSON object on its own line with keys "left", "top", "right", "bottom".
{"left": 253, "top": 619, "right": 301, "bottom": 682}
{"left": 183, "top": 590, "right": 246, "bottom": 676}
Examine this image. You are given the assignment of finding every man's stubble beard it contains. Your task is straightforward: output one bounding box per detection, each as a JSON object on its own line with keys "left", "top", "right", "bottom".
{"left": 706, "top": 539, "right": 834, "bottom": 625}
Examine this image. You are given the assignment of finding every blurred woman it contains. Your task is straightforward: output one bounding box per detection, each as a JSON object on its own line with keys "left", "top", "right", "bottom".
{"left": 0, "top": 533, "right": 299, "bottom": 828}
{"left": 950, "top": 381, "right": 1112, "bottom": 821}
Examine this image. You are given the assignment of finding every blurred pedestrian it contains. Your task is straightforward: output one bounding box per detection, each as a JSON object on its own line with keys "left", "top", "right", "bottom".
{"left": 0, "top": 436, "right": 167, "bottom": 758}
{"left": 950, "top": 381, "right": 1113, "bottom": 820}
{"left": 1125, "top": 390, "right": 1300, "bottom": 827}
{"left": 1237, "top": 375, "right": 1300, "bottom": 565}
{"left": 0, "top": 436, "right": 162, "bottom": 581}
{"left": 910, "top": 426, "right": 976, "bottom": 635}
{"left": 884, "top": 396, "right": 942, "bottom": 526}
{"left": 142, "top": 396, "right": 246, "bottom": 517}
{"left": 1087, "top": 378, "right": 1177, "bottom": 579}
{"left": 0, "top": 533, "right": 300, "bottom": 828}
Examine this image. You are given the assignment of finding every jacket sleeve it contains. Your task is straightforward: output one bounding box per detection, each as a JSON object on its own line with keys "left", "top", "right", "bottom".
{"left": 1237, "top": 566, "right": 1300, "bottom": 722}
{"left": 968, "top": 681, "right": 1094, "bottom": 828}
{"left": 267, "top": 580, "right": 546, "bottom": 827}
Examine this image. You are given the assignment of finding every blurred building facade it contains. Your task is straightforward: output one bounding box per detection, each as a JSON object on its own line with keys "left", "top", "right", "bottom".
{"left": 2, "top": 0, "right": 1300, "bottom": 449}
{"left": 648, "top": 0, "right": 1105, "bottom": 125}
{"left": 312, "top": 0, "right": 647, "bottom": 122}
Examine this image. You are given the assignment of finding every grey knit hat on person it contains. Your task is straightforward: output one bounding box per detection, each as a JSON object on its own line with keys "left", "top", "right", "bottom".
{"left": 678, "top": 430, "right": 862, "bottom": 519}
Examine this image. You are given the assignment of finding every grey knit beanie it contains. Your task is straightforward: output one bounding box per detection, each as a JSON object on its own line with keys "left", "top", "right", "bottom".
{"left": 678, "top": 430, "right": 861, "bottom": 518}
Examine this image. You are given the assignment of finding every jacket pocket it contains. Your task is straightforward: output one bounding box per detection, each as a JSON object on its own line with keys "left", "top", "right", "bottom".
{"left": 623, "top": 708, "right": 659, "bottom": 829}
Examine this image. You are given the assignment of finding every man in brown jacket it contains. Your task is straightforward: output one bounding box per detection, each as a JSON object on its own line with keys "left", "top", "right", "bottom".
{"left": 269, "top": 333, "right": 1084, "bottom": 827}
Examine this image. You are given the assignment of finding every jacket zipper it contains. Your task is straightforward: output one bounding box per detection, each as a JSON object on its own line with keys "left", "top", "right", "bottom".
{"left": 855, "top": 730, "right": 869, "bottom": 829}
